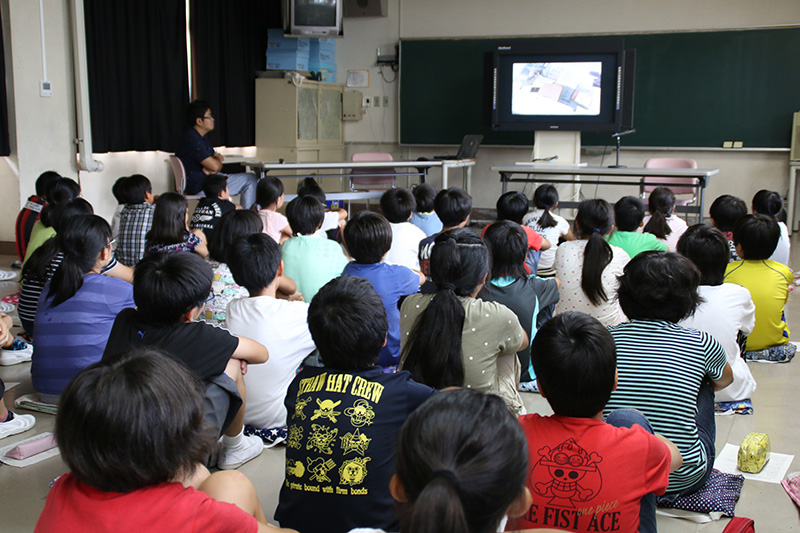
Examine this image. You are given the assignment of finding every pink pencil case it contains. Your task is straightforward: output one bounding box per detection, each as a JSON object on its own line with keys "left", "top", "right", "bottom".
{"left": 5, "top": 434, "right": 57, "bottom": 459}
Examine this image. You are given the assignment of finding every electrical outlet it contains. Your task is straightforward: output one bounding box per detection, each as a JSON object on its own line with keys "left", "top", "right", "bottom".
{"left": 383, "top": 96, "right": 389, "bottom": 107}
{"left": 373, "top": 96, "right": 380, "bottom": 107}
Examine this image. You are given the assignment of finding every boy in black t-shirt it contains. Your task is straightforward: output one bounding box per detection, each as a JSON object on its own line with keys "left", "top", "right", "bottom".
{"left": 275, "top": 276, "right": 436, "bottom": 533}
{"left": 102, "top": 251, "right": 269, "bottom": 470}
{"left": 190, "top": 174, "right": 239, "bottom": 241}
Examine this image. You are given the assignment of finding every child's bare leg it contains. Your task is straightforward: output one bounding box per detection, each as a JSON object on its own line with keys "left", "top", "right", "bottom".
{"left": 200, "top": 470, "right": 267, "bottom": 523}
{"left": 223, "top": 358, "right": 247, "bottom": 438}
{"left": 0, "top": 397, "right": 8, "bottom": 420}
{"left": 0, "top": 314, "right": 15, "bottom": 347}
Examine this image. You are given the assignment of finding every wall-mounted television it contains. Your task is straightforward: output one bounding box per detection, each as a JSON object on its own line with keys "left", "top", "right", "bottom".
{"left": 492, "top": 38, "right": 630, "bottom": 132}
{"left": 290, "top": 0, "right": 343, "bottom": 37}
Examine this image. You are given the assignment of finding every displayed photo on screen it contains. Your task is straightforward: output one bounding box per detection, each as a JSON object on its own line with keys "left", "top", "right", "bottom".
{"left": 511, "top": 62, "right": 602, "bottom": 116}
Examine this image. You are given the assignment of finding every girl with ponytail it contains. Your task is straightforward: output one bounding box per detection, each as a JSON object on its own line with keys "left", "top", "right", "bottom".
{"left": 400, "top": 228, "right": 528, "bottom": 416}
{"left": 554, "top": 199, "right": 629, "bottom": 326}
{"left": 32, "top": 215, "right": 135, "bottom": 402}
{"left": 523, "top": 184, "right": 574, "bottom": 277}
{"left": 641, "top": 186, "right": 688, "bottom": 251}
{"left": 391, "top": 389, "right": 536, "bottom": 533}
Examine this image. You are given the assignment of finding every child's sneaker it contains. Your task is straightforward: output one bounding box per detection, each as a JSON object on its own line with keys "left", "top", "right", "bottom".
{"left": 0, "top": 411, "right": 36, "bottom": 440}
{"left": 518, "top": 380, "right": 539, "bottom": 393}
{"left": 745, "top": 343, "right": 797, "bottom": 363}
{"left": 0, "top": 338, "right": 33, "bottom": 366}
{"left": 217, "top": 434, "right": 264, "bottom": 470}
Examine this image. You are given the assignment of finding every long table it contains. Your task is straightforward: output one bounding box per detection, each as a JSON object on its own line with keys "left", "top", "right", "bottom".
{"left": 245, "top": 159, "right": 476, "bottom": 192}
{"left": 492, "top": 164, "right": 719, "bottom": 222}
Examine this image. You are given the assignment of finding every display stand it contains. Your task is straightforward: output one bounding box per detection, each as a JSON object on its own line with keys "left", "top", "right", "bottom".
{"left": 531, "top": 131, "right": 581, "bottom": 216}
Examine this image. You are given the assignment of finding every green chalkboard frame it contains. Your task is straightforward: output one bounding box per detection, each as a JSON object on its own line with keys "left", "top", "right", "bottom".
{"left": 399, "top": 28, "right": 800, "bottom": 148}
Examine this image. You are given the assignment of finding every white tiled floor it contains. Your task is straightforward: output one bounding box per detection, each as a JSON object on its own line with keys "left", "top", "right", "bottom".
{"left": 1, "top": 248, "right": 800, "bottom": 532}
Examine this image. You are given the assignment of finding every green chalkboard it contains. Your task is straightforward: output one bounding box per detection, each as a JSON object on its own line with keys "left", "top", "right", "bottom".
{"left": 399, "top": 28, "right": 800, "bottom": 148}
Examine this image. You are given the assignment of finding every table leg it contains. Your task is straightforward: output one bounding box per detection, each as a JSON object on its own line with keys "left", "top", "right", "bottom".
{"left": 501, "top": 172, "right": 509, "bottom": 194}
{"left": 788, "top": 166, "right": 798, "bottom": 235}
{"left": 698, "top": 178, "right": 706, "bottom": 224}
{"left": 442, "top": 165, "right": 449, "bottom": 189}
{"left": 465, "top": 166, "right": 472, "bottom": 194}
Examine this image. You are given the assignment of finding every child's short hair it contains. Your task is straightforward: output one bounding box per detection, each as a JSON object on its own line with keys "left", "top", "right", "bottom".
{"left": 286, "top": 196, "right": 325, "bottom": 236}
{"left": 343, "top": 211, "right": 392, "bottom": 264}
{"left": 202, "top": 174, "right": 228, "bottom": 199}
{"left": 296, "top": 177, "right": 326, "bottom": 203}
{"left": 676, "top": 224, "right": 730, "bottom": 285}
{"left": 126, "top": 174, "right": 152, "bottom": 203}
{"left": 412, "top": 182, "right": 437, "bottom": 213}
{"left": 56, "top": 348, "right": 216, "bottom": 493}
{"left": 614, "top": 196, "right": 646, "bottom": 232}
{"left": 207, "top": 209, "right": 262, "bottom": 263}
{"left": 709, "top": 194, "right": 747, "bottom": 232}
{"left": 380, "top": 188, "right": 416, "bottom": 223}
{"left": 35, "top": 170, "right": 61, "bottom": 198}
{"left": 617, "top": 251, "right": 702, "bottom": 322}
{"left": 227, "top": 233, "right": 282, "bottom": 295}
{"left": 496, "top": 191, "right": 529, "bottom": 224}
{"left": 395, "top": 389, "right": 528, "bottom": 533}
{"left": 483, "top": 221, "right": 528, "bottom": 279}
{"left": 434, "top": 187, "right": 472, "bottom": 227}
{"left": 307, "top": 275, "right": 388, "bottom": 370}
{"left": 133, "top": 251, "right": 213, "bottom": 325}
{"left": 752, "top": 189, "right": 784, "bottom": 219}
{"left": 256, "top": 176, "right": 284, "bottom": 208}
{"left": 733, "top": 213, "right": 780, "bottom": 260}
{"left": 532, "top": 312, "right": 616, "bottom": 417}
{"left": 111, "top": 176, "right": 128, "bottom": 204}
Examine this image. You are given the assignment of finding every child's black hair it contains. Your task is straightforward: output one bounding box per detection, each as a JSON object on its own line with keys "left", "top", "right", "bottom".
{"left": 401, "top": 228, "right": 489, "bottom": 389}
{"left": 380, "top": 188, "right": 416, "bottom": 223}
{"left": 48, "top": 215, "right": 111, "bottom": 306}
{"left": 394, "top": 389, "right": 528, "bottom": 533}
{"left": 343, "top": 211, "right": 392, "bottom": 264}
{"left": 133, "top": 251, "right": 213, "bottom": 325}
{"left": 412, "top": 182, "right": 438, "bottom": 213}
{"left": 752, "top": 189, "right": 784, "bottom": 219}
{"left": 255, "top": 176, "right": 285, "bottom": 209}
{"left": 642, "top": 186, "right": 676, "bottom": 240}
{"left": 531, "top": 312, "right": 617, "bottom": 418}
{"left": 35, "top": 170, "right": 61, "bottom": 198}
{"left": 613, "top": 196, "right": 646, "bottom": 232}
{"left": 56, "top": 348, "right": 217, "bottom": 493}
{"left": 483, "top": 221, "right": 527, "bottom": 280}
{"left": 434, "top": 188, "right": 472, "bottom": 228}
{"left": 496, "top": 191, "right": 529, "bottom": 224}
{"left": 186, "top": 99, "right": 212, "bottom": 128}
{"left": 201, "top": 174, "right": 228, "bottom": 199}
{"left": 207, "top": 209, "right": 262, "bottom": 263}
{"left": 296, "top": 177, "right": 326, "bottom": 203}
{"left": 146, "top": 192, "right": 188, "bottom": 246}
{"left": 307, "top": 275, "right": 388, "bottom": 370}
{"left": 126, "top": 174, "right": 152, "bottom": 204}
{"left": 574, "top": 199, "right": 614, "bottom": 306}
{"left": 111, "top": 176, "right": 128, "bottom": 204}
{"left": 733, "top": 213, "right": 780, "bottom": 260}
{"left": 227, "top": 233, "right": 282, "bottom": 296}
{"left": 617, "top": 251, "right": 702, "bottom": 322}
{"left": 51, "top": 198, "right": 94, "bottom": 233}
{"left": 676, "top": 224, "right": 730, "bottom": 285}
{"left": 40, "top": 177, "right": 81, "bottom": 228}
{"left": 286, "top": 195, "right": 325, "bottom": 236}
{"left": 532, "top": 184, "right": 559, "bottom": 229}
{"left": 709, "top": 194, "right": 747, "bottom": 232}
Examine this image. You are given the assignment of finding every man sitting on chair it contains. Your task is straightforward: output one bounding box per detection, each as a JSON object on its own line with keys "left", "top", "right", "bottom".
{"left": 175, "top": 100, "right": 258, "bottom": 209}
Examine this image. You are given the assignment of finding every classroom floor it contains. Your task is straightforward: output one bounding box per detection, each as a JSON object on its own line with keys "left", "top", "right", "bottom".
{"left": 1, "top": 246, "right": 800, "bottom": 532}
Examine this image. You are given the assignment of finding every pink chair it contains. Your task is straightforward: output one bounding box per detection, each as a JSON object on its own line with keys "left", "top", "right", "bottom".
{"left": 168, "top": 155, "right": 204, "bottom": 200}
{"left": 641, "top": 158, "right": 699, "bottom": 208}
{"left": 349, "top": 152, "right": 396, "bottom": 191}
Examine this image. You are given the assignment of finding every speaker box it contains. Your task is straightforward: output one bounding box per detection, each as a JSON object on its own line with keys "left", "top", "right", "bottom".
{"left": 791, "top": 111, "right": 800, "bottom": 161}
{"left": 343, "top": 0, "right": 387, "bottom": 17}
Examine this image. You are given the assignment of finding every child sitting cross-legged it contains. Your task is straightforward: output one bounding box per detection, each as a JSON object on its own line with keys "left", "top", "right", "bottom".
{"left": 102, "top": 251, "right": 269, "bottom": 470}
{"left": 409, "top": 182, "right": 442, "bottom": 237}
{"left": 752, "top": 189, "right": 790, "bottom": 266}
{"left": 35, "top": 348, "right": 295, "bottom": 533}
{"left": 508, "top": 312, "right": 682, "bottom": 533}
{"left": 115, "top": 174, "right": 155, "bottom": 267}
{"left": 380, "top": 188, "right": 427, "bottom": 273}
{"left": 606, "top": 252, "right": 733, "bottom": 499}
{"left": 418, "top": 187, "right": 472, "bottom": 291}
{"left": 677, "top": 224, "right": 757, "bottom": 402}
{"left": 190, "top": 174, "right": 240, "bottom": 242}
{"left": 275, "top": 276, "right": 437, "bottom": 533}
{"left": 523, "top": 184, "right": 574, "bottom": 277}
{"left": 146, "top": 192, "right": 209, "bottom": 257}
{"left": 15, "top": 170, "right": 61, "bottom": 263}
{"left": 725, "top": 214, "right": 795, "bottom": 362}
{"left": 607, "top": 195, "right": 667, "bottom": 258}
{"left": 281, "top": 196, "right": 349, "bottom": 301}
{"left": 639, "top": 186, "right": 687, "bottom": 252}
{"left": 709, "top": 194, "right": 747, "bottom": 262}
{"left": 486, "top": 191, "right": 550, "bottom": 275}
{"left": 342, "top": 211, "right": 423, "bottom": 369}
{"left": 255, "top": 176, "right": 292, "bottom": 244}
{"left": 225, "top": 233, "right": 316, "bottom": 434}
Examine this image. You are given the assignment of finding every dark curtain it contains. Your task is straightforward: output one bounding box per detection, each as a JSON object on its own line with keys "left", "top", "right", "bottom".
{"left": 84, "top": 0, "right": 189, "bottom": 153}
{"left": 189, "top": 0, "right": 280, "bottom": 147}
{"left": 0, "top": 12, "right": 10, "bottom": 157}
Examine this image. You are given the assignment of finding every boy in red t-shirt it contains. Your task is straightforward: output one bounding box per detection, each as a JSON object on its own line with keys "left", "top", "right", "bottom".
{"left": 507, "top": 312, "right": 682, "bottom": 533}
{"left": 14, "top": 170, "right": 61, "bottom": 262}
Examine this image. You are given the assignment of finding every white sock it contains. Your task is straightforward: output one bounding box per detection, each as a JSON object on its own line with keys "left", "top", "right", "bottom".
{"left": 222, "top": 428, "right": 244, "bottom": 449}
